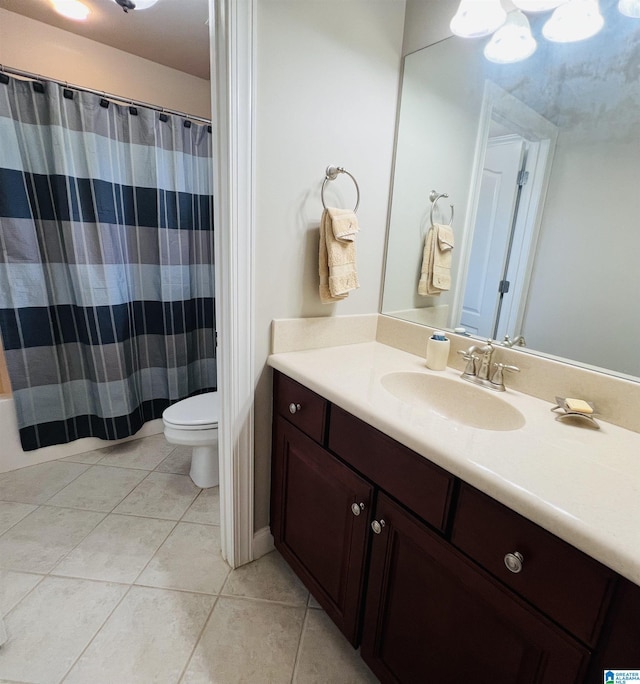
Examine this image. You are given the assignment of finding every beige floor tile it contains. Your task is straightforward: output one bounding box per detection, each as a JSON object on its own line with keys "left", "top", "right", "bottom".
{"left": 0, "top": 570, "right": 43, "bottom": 615}
{"left": 64, "top": 586, "right": 214, "bottom": 684}
{"left": 155, "top": 446, "right": 191, "bottom": 475}
{"left": 182, "top": 597, "right": 305, "bottom": 684}
{"left": 308, "top": 592, "right": 322, "bottom": 609}
{"left": 222, "top": 550, "right": 309, "bottom": 605}
{"left": 0, "top": 502, "right": 38, "bottom": 535}
{"left": 52, "top": 513, "right": 175, "bottom": 583}
{"left": 0, "top": 506, "right": 104, "bottom": 573}
{"left": 0, "top": 576, "right": 126, "bottom": 684}
{"left": 61, "top": 450, "right": 104, "bottom": 465}
{"left": 0, "top": 461, "right": 90, "bottom": 504}
{"left": 182, "top": 486, "right": 220, "bottom": 525}
{"left": 136, "top": 522, "right": 229, "bottom": 595}
{"left": 46, "top": 465, "right": 148, "bottom": 512}
{"left": 113, "top": 472, "right": 200, "bottom": 520}
{"left": 95, "top": 434, "right": 175, "bottom": 470}
{"left": 294, "top": 609, "right": 378, "bottom": 683}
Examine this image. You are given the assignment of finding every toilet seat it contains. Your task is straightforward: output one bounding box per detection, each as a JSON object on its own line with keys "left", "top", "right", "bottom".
{"left": 162, "top": 392, "right": 219, "bottom": 430}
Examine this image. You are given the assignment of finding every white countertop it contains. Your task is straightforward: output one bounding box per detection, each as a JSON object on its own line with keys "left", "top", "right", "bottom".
{"left": 268, "top": 341, "right": 640, "bottom": 585}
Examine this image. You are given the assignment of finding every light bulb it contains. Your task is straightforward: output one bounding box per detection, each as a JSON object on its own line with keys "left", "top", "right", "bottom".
{"left": 542, "top": 0, "right": 604, "bottom": 41}
{"left": 450, "top": 0, "right": 507, "bottom": 38}
{"left": 484, "top": 10, "right": 537, "bottom": 63}
{"left": 512, "top": 0, "right": 569, "bottom": 10}
{"left": 51, "top": 0, "right": 90, "bottom": 21}
{"left": 618, "top": 0, "right": 640, "bottom": 17}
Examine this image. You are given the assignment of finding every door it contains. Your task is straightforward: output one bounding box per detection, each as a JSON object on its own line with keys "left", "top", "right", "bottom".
{"left": 271, "top": 417, "right": 374, "bottom": 645}
{"left": 361, "top": 493, "right": 589, "bottom": 684}
{"left": 461, "top": 136, "right": 525, "bottom": 337}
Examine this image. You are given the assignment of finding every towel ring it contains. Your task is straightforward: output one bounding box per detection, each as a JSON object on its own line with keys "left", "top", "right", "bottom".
{"left": 321, "top": 165, "right": 360, "bottom": 213}
{"left": 429, "top": 190, "right": 454, "bottom": 227}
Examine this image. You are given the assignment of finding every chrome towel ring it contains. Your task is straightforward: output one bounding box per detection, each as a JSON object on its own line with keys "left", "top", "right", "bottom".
{"left": 321, "top": 165, "right": 360, "bottom": 213}
{"left": 429, "top": 190, "right": 454, "bottom": 227}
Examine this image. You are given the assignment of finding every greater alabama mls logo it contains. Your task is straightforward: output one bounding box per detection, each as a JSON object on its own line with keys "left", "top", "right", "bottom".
{"left": 606, "top": 671, "right": 640, "bottom": 683}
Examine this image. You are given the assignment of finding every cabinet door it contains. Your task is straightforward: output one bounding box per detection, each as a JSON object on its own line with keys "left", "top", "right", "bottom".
{"left": 361, "top": 493, "right": 589, "bottom": 684}
{"left": 588, "top": 578, "right": 640, "bottom": 676}
{"left": 271, "top": 417, "right": 374, "bottom": 645}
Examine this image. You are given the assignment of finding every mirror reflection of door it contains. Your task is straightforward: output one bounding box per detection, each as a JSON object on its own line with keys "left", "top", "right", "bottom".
{"left": 460, "top": 135, "right": 525, "bottom": 338}
{"left": 459, "top": 96, "right": 553, "bottom": 345}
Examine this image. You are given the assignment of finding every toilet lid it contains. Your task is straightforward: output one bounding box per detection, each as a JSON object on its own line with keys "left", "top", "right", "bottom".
{"left": 163, "top": 392, "right": 219, "bottom": 428}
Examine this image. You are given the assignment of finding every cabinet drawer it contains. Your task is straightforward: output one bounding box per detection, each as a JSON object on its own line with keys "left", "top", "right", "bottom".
{"left": 274, "top": 371, "right": 327, "bottom": 443}
{"left": 328, "top": 405, "right": 454, "bottom": 532}
{"left": 452, "top": 484, "right": 616, "bottom": 646}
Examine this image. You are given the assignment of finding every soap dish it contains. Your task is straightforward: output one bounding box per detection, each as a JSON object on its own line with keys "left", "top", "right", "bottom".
{"left": 551, "top": 397, "right": 599, "bottom": 429}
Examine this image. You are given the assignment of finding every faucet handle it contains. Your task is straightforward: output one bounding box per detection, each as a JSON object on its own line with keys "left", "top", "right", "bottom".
{"left": 457, "top": 349, "right": 478, "bottom": 376}
{"left": 490, "top": 363, "right": 520, "bottom": 390}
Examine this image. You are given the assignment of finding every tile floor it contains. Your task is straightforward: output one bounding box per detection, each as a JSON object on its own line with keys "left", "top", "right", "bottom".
{"left": 0, "top": 435, "right": 377, "bottom": 684}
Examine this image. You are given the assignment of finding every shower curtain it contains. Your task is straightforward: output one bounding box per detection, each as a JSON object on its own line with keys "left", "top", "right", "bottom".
{"left": 0, "top": 75, "right": 216, "bottom": 451}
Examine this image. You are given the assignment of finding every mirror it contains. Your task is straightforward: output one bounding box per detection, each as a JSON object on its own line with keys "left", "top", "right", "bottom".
{"left": 382, "top": 0, "right": 640, "bottom": 381}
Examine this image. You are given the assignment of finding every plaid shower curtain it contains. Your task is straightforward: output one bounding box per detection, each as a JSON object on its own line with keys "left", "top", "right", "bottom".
{"left": 0, "top": 75, "right": 216, "bottom": 451}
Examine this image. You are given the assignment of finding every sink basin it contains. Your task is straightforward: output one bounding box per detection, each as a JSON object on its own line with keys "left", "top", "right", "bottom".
{"left": 381, "top": 372, "right": 526, "bottom": 431}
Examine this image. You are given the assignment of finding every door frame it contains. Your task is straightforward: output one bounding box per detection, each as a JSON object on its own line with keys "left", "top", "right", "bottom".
{"left": 452, "top": 82, "right": 558, "bottom": 337}
{"left": 209, "top": 0, "right": 256, "bottom": 568}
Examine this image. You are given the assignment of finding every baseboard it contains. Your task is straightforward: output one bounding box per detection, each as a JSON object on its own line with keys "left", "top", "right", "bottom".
{"left": 253, "top": 526, "right": 275, "bottom": 559}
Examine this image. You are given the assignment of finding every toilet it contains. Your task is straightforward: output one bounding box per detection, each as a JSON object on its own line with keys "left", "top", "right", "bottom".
{"left": 162, "top": 392, "right": 219, "bottom": 488}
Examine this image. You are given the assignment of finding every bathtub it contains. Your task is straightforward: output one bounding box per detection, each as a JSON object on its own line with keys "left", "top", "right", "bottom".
{"left": 0, "top": 394, "right": 163, "bottom": 474}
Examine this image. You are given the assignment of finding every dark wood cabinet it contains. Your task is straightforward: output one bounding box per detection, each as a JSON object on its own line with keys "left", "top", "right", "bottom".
{"left": 587, "top": 579, "right": 640, "bottom": 678}
{"left": 452, "top": 484, "right": 616, "bottom": 646}
{"left": 269, "top": 370, "right": 640, "bottom": 683}
{"left": 361, "top": 493, "right": 588, "bottom": 684}
{"left": 271, "top": 416, "right": 373, "bottom": 644}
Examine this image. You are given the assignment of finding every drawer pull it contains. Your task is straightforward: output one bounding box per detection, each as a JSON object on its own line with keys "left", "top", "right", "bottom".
{"left": 288, "top": 402, "right": 302, "bottom": 414}
{"left": 351, "top": 502, "right": 365, "bottom": 516}
{"left": 371, "top": 519, "right": 386, "bottom": 534}
{"left": 504, "top": 551, "right": 524, "bottom": 574}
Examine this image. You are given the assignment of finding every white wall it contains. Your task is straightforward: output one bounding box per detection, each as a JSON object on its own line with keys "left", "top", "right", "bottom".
{"left": 0, "top": 9, "right": 209, "bottom": 472}
{"left": 253, "top": 0, "right": 406, "bottom": 529}
{"left": 381, "top": 37, "right": 483, "bottom": 320}
{"left": 0, "top": 9, "right": 211, "bottom": 118}
{"left": 402, "top": 0, "right": 453, "bottom": 56}
{"left": 523, "top": 133, "right": 640, "bottom": 376}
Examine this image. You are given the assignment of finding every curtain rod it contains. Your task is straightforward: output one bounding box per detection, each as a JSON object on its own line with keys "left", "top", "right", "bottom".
{"left": 0, "top": 64, "right": 212, "bottom": 125}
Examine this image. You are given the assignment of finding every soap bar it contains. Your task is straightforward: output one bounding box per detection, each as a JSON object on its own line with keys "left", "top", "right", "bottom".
{"left": 565, "top": 398, "right": 593, "bottom": 414}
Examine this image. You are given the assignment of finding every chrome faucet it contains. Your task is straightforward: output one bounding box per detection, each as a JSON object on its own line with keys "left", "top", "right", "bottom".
{"left": 502, "top": 334, "right": 526, "bottom": 348}
{"left": 457, "top": 339, "right": 519, "bottom": 392}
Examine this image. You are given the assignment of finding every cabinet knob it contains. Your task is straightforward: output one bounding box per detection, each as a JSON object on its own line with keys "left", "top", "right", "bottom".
{"left": 504, "top": 551, "right": 524, "bottom": 574}
{"left": 351, "top": 502, "right": 365, "bottom": 516}
{"left": 288, "top": 402, "right": 301, "bottom": 414}
{"left": 371, "top": 519, "right": 386, "bottom": 534}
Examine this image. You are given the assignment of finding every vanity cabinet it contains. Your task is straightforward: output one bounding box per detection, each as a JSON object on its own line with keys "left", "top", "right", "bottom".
{"left": 271, "top": 373, "right": 373, "bottom": 644}
{"left": 361, "top": 492, "right": 588, "bottom": 683}
{"left": 270, "top": 370, "right": 638, "bottom": 682}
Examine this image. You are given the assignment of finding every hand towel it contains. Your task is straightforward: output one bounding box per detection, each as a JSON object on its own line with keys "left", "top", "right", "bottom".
{"left": 319, "top": 208, "right": 360, "bottom": 303}
{"left": 418, "top": 223, "right": 454, "bottom": 296}
{"left": 327, "top": 207, "right": 359, "bottom": 241}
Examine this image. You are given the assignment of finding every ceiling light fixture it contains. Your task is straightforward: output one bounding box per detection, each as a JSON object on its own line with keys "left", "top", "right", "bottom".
{"left": 51, "top": 0, "right": 90, "bottom": 21}
{"left": 484, "top": 10, "right": 537, "bottom": 63}
{"left": 114, "top": 0, "right": 159, "bottom": 12}
{"left": 618, "top": 0, "right": 640, "bottom": 17}
{"left": 542, "top": 0, "right": 604, "bottom": 41}
{"left": 450, "top": 0, "right": 507, "bottom": 38}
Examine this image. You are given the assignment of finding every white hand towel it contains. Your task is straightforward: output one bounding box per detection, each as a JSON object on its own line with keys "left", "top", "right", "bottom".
{"left": 319, "top": 208, "right": 360, "bottom": 303}
{"left": 418, "top": 223, "right": 454, "bottom": 296}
